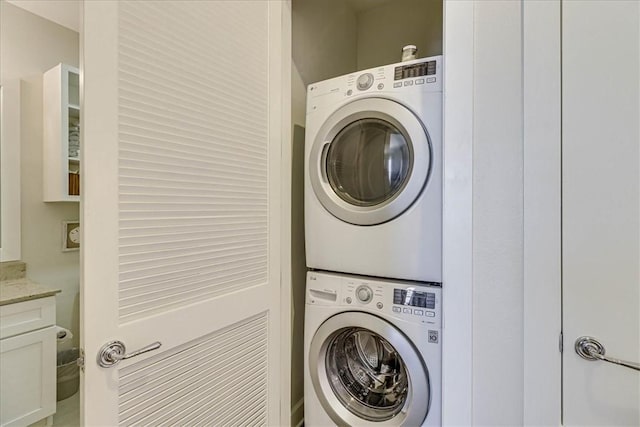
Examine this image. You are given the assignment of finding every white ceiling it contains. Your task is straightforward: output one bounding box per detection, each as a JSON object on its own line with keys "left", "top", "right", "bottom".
{"left": 346, "top": 0, "right": 393, "bottom": 13}
{"left": 6, "top": 0, "right": 80, "bottom": 32}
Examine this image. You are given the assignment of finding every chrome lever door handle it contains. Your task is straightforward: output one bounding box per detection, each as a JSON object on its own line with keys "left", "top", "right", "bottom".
{"left": 575, "top": 336, "right": 640, "bottom": 372}
{"left": 97, "top": 340, "right": 161, "bottom": 368}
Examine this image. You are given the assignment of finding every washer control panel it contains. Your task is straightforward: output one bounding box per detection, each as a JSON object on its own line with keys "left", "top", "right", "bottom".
{"left": 306, "top": 271, "right": 441, "bottom": 326}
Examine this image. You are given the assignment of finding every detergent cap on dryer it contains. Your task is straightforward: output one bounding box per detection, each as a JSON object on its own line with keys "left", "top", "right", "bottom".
{"left": 401, "top": 44, "right": 417, "bottom": 62}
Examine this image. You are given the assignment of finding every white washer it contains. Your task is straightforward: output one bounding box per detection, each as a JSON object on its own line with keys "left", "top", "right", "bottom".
{"left": 304, "top": 271, "right": 441, "bottom": 426}
{"left": 305, "top": 56, "right": 443, "bottom": 282}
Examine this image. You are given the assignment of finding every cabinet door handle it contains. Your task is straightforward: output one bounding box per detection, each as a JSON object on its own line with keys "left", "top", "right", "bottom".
{"left": 97, "top": 340, "right": 161, "bottom": 368}
{"left": 575, "top": 336, "right": 640, "bottom": 372}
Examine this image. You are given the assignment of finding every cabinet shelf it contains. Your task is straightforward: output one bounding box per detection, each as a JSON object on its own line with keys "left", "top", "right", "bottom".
{"left": 43, "top": 63, "right": 81, "bottom": 202}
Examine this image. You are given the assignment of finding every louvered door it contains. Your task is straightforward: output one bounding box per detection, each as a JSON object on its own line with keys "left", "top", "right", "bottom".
{"left": 80, "top": 1, "right": 289, "bottom": 425}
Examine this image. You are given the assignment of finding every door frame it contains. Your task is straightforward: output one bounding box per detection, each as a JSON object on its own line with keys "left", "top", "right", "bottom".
{"left": 441, "top": 0, "right": 561, "bottom": 425}
{"left": 279, "top": 1, "right": 293, "bottom": 423}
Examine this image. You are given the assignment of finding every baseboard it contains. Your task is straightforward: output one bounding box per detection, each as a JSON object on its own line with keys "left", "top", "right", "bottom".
{"left": 291, "top": 397, "right": 304, "bottom": 427}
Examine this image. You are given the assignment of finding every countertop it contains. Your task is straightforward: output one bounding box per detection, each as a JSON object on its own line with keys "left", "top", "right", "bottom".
{"left": 0, "top": 278, "right": 61, "bottom": 306}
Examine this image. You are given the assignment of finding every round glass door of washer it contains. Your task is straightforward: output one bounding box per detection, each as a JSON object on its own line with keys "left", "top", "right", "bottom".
{"left": 309, "top": 312, "right": 430, "bottom": 426}
{"left": 326, "top": 327, "right": 409, "bottom": 421}
{"left": 309, "top": 98, "right": 432, "bottom": 225}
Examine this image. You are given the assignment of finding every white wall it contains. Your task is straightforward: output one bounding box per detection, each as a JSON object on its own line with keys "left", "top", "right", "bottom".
{"left": 1, "top": 1, "right": 80, "bottom": 344}
{"left": 471, "top": 1, "right": 524, "bottom": 424}
{"left": 356, "top": 0, "right": 442, "bottom": 70}
{"left": 443, "top": 1, "right": 526, "bottom": 425}
{"left": 522, "top": 2, "right": 562, "bottom": 424}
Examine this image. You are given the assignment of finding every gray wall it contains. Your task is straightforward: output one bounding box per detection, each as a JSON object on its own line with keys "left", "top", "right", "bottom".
{"left": 292, "top": 0, "right": 358, "bottom": 86}
{"left": 356, "top": 0, "right": 443, "bottom": 70}
{"left": 1, "top": 2, "right": 80, "bottom": 344}
{"left": 290, "top": 64, "right": 307, "bottom": 419}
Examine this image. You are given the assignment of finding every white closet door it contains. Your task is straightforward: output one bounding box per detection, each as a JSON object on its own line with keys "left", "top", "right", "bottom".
{"left": 562, "top": 1, "right": 639, "bottom": 425}
{"left": 80, "top": 1, "right": 289, "bottom": 425}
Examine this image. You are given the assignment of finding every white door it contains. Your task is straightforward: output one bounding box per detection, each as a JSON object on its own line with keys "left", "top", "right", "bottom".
{"left": 562, "top": 1, "right": 639, "bottom": 425}
{"left": 80, "top": 1, "right": 289, "bottom": 425}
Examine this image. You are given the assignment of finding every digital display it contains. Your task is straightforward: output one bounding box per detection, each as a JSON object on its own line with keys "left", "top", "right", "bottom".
{"left": 394, "top": 61, "right": 436, "bottom": 80}
{"left": 393, "top": 289, "right": 436, "bottom": 309}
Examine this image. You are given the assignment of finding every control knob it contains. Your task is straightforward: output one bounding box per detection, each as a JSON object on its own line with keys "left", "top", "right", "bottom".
{"left": 356, "top": 73, "right": 374, "bottom": 91}
{"left": 355, "top": 285, "right": 373, "bottom": 303}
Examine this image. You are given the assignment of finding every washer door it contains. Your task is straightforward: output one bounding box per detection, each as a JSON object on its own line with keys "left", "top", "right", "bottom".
{"left": 309, "top": 98, "right": 431, "bottom": 225}
{"left": 309, "top": 312, "right": 430, "bottom": 426}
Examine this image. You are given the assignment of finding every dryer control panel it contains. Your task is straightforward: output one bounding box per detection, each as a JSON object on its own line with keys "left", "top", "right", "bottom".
{"left": 306, "top": 271, "right": 442, "bottom": 327}
{"left": 307, "top": 55, "right": 443, "bottom": 102}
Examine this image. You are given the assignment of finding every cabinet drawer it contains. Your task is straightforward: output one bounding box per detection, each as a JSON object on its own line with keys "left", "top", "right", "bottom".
{"left": 0, "top": 326, "right": 56, "bottom": 427}
{"left": 0, "top": 297, "right": 56, "bottom": 339}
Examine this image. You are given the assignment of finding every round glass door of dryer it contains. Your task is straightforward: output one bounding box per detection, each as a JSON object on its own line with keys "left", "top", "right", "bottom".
{"left": 309, "top": 312, "right": 431, "bottom": 426}
{"left": 326, "top": 119, "right": 411, "bottom": 208}
{"left": 309, "top": 98, "right": 432, "bottom": 225}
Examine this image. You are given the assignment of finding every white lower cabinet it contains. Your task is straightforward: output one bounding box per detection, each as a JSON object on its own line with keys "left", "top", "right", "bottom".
{"left": 0, "top": 299, "right": 56, "bottom": 427}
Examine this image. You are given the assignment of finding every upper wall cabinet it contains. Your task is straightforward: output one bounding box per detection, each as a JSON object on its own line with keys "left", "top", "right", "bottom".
{"left": 43, "top": 63, "right": 80, "bottom": 202}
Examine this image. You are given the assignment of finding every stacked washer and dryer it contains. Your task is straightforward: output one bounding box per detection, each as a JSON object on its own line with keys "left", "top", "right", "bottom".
{"left": 303, "top": 55, "right": 443, "bottom": 426}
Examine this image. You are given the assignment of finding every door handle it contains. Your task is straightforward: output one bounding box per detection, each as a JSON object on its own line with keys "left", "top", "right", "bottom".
{"left": 320, "top": 141, "right": 331, "bottom": 183}
{"left": 97, "top": 340, "right": 161, "bottom": 368}
{"left": 574, "top": 336, "right": 640, "bottom": 372}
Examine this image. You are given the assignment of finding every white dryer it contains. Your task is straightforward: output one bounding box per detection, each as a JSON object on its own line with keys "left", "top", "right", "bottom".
{"left": 305, "top": 56, "right": 442, "bottom": 282}
{"left": 304, "top": 271, "right": 441, "bottom": 426}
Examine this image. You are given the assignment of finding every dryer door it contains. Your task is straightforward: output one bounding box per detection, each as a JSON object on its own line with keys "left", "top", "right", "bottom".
{"left": 309, "top": 98, "right": 432, "bottom": 225}
{"left": 309, "top": 312, "right": 430, "bottom": 426}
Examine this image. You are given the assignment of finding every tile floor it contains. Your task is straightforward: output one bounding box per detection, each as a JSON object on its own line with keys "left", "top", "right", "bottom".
{"left": 28, "top": 392, "right": 78, "bottom": 427}
{"left": 53, "top": 392, "right": 79, "bottom": 427}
